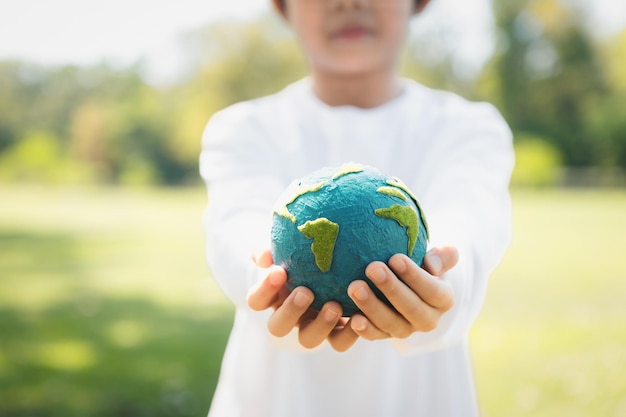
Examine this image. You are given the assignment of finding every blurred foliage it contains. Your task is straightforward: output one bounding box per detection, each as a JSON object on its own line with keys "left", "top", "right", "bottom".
{"left": 0, "top": 62, "right": 183, "bottom": 185}
{"left": 511, "top": 133, "right": 563, "bottom": 187}
{"left": 483, "top": 0, "right": 626, "bottom": 175}
{"left": 0, "top": 8, "right": 625, "bottom": 186}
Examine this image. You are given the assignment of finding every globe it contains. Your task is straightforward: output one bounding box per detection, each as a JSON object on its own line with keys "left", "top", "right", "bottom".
{"left": 270, "top": 163, "right": 429, "bottom": 316}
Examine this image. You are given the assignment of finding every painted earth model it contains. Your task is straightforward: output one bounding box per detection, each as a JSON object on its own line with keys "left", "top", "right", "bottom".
{"left": 270, "top": 163, "right": 429, "bottom": 316}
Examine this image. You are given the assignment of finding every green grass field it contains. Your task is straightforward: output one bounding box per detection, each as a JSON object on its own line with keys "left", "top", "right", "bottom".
{"left": 1, "top": 185, "right": 625, "bottom": 416}
{"left": 473, "top": 189, "right": 626, "bottom": 417}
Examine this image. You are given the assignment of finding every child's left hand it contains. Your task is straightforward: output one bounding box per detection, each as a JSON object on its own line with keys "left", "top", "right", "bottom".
{"left": 347, "top": 247, "right": 458, "bottom": 340}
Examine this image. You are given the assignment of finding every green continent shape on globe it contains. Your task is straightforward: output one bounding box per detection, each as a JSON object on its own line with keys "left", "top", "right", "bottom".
{"left": 274, "top": 180, "right": 327, "bottom": 223}
{"left": 386, "top": 177, "right": 429, "bottom": 241}
{"left": 274, "top": 163, "right": 366, "bottom": 224}
{"left": 377, "top": 186, "right": 408, "bottom": 201}
{"left": 297, "top": 217, "right": 339, "bottom": 272}
{"left": 332, "top": 162, "right": 364, "bottom": 179}
{"left": 374, "top": 204, "right": 419, "bottom": 256}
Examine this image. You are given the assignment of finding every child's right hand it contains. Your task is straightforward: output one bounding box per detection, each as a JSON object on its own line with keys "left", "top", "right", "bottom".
{"left": 247, "top": 249, "right": 359, "bottom": 352}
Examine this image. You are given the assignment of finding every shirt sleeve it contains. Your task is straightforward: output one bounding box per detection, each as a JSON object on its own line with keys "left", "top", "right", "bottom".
{"left": 391, "top": 102, "right": 514, "bottom": 354}
{"left": 199, "top": 104, "right": 286, "bottom": 309}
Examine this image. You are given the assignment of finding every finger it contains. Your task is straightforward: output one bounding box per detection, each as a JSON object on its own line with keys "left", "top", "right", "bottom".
{"left": 388, "top": 254, "right": 454, "bottom": 312}
{"left": 327, "top": 317, "right": 359, "bottom": 352}
{"left": 348, "top": 279, "right": 413, "bottom": 339}
{"left": 349, "top": 313, "right": 391, "bottom": 340}
{"left": 247, "top": 265, "right": 288, "bottom": 311}
{"left": 298, "top": 302, "right": 342, "bottom": 349}
{"left": 253, "top": 249, "right": 274, "bottom": 268}
{"left": 267, "top": 287, "right": 314, "bottom": 337}
{"left": 423, "top": 246, "right": 459, "bottom": 277}
{"left": 364, "top": 264, "right": 434, "bottom": 336}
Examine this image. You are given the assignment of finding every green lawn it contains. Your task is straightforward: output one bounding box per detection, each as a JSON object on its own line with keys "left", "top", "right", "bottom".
{"left": 0, "top": 186, "right": 233, "bottom": 417}
{"left": 1, "top": 186, "right": 625, "bottom": 416}
{"left": 472, "top": 189, "right": 626, "bottom": 417}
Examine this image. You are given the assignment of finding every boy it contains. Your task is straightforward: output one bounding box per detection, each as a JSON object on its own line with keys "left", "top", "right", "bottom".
{"left": 200, "top": 0, "right": 514, "bottom": 416}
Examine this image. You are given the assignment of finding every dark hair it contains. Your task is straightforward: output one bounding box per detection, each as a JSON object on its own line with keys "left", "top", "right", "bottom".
{"left": 276, "top": 0, "right": 424, "bottom": 10}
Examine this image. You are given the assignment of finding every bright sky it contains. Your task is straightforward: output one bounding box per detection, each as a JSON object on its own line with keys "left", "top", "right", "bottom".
{"left": 1, "top": 0, "right": 624, "bottom": 84}
{"left": 0, "top": 0, "right": 269, "bottom": 83}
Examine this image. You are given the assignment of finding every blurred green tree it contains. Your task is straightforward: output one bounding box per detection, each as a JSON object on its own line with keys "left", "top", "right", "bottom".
{"left": 1, "top": 7, "right": 624, "bottom": 186}
{"left": 181, "top": 15, "right": 307, "bottom": 108}
{"left": 0, "top": 130, "right": 71, "bottom": 183}
{"left": 511, "top": 132, "right": 563, "bottom": 187}
{"left": 157, "top": 15, "right": 308, "bottom": 184}
{"left": 485, "top": 0, "right": 614, "bottom": 171}
{"left": 587, "top": 29, "right": 626, "bottom": 170}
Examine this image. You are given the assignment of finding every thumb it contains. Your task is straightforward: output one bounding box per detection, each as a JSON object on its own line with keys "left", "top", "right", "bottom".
{"left": 423, "top": 246, "right": 459, "bottom": 277}
{"left": 252, "top": 249, "right": 274, "bottom": 268}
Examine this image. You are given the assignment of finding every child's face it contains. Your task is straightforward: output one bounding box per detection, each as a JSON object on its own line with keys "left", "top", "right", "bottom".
{"left": 282, "top": 0, "right": 416, "bottom": 76}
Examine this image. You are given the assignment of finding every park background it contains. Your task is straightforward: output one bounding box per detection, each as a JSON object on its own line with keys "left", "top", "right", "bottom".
{"left": 1, "top": 0, "right": 625, "bottom": 415}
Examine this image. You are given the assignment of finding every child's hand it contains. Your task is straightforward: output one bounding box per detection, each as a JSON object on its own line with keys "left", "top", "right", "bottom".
{"left": 347, "top": 247, "right": 458, "bottom": 340}
{"left": 247, "top": 250, "right": 359, "bottom": 352}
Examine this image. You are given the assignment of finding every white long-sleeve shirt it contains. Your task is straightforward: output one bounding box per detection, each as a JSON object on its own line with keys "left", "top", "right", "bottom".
{"left": 200, "top": 78, "right": 514, "bottom": 417}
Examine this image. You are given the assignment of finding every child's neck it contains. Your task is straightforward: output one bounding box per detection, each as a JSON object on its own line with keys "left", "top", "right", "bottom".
{"left": 311, "top": 70, "right": 403, "bottom": 109}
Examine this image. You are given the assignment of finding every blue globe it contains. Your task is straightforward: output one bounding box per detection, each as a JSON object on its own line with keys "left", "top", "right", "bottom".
{"left": 270, "top": 163, "right": 429, "bottom": 316}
